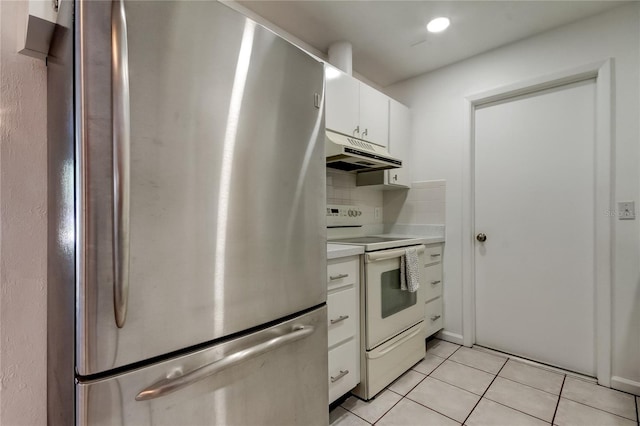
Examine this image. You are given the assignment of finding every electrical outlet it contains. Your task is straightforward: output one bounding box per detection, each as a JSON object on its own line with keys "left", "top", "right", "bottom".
{"left": 618, "top": 201, "right": 635, "bottom": 220}
{"left": 374, "top": 207, "right": 381, "bottom": 220}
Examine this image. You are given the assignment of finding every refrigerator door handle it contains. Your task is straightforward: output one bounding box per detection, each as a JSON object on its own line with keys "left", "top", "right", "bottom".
{"left": 135, "top": 325, "right": 316, "bottom": 401}
{"left": 111, "top": 0, "right": 131, "bottom": 329}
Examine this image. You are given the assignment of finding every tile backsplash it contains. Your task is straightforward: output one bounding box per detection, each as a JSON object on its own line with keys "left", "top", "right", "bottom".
{"left": 326, "top": 170, "right": 383, "bottom": 225}
{"left": 326, "top": 172, "right": 446, "bottom": 238}
{"left": 383, "top": 180, "right": 446, "bottom": 226}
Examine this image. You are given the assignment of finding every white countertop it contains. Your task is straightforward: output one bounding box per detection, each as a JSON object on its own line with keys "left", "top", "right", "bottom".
{"left": 327, "top": 235, "right": 444, "bottom": 259}
{"left": 374, "top": 234, "right": 445, "bottom": 245}
{"left": 327, "top": 244, "right": 365, "bottom": 260}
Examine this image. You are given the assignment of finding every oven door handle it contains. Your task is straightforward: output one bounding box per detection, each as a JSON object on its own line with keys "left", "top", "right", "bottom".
{"left": 365, "top": 245, "right": 425, "bottom": 263}
{"left": 366, "top": 325, "right": 424, "bottom": 359}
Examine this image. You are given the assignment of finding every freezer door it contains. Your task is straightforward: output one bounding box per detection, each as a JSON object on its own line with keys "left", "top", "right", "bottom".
{"left": 76, "top": 1, "right": 326, "bottom": 375}
{"left": 77, "top": 307, "right": 328, "bottom": 426}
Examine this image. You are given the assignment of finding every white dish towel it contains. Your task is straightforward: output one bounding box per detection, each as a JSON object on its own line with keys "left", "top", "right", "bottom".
{"left": 400, "top": 247, "right": 420, "bottom": 293}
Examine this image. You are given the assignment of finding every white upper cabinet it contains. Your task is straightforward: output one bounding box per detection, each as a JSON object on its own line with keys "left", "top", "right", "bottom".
{"left": 325, "top": 65, "right": 389, "bottom": 147}
{"left": 325, "top": 65, "right": 360, "bottom": 138}
{"left": 387, "top": 99, "right": 411, "bottom": 187}
{"left": 356, "top": 98, "right": 412, "bottom": 189}
{"left": 359, "top": 83, "right": 389, "bottom": 147}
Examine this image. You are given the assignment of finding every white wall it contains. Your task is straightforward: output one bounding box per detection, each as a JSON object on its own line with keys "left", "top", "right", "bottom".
{"left": 386, "top": 3, "right": 640, "bottom": 391}
{"left": 0, "top": 1, "right": 48, "bottom": 424}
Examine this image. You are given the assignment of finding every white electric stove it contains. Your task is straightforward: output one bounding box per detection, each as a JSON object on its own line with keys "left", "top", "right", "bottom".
{"left": 327, "top": 205, "right": 427, "bottom": 400}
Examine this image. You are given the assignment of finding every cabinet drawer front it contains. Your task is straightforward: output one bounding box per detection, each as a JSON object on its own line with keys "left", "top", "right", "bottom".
{"left": 327, "top": 258, "right": 358, "bottom": 290}
{"left": 328, "top": 339, "right": 359, "bottom": 403}
{"left": 424, "top": 263, "right": 443, "bottom": 302}
{"left": 328, "top": 287, "right": 357, "bottom": 347}
{"left": 365, "top": 322, "right": 425, "bottom": 398}
{"left": 425, "top": 298, "right": 443, "bottom": 338}
{"left": 424, "top": 245, "right": 443, "bottom": 265}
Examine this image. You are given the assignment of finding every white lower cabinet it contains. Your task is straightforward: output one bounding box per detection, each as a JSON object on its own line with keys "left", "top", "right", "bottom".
{"left": 327, "top": 255, "right": 360, "bottom": 404}
{"left": 425, "top": 298, "right": 444, "bottom": 337}
{"left": 424, "top": 243, "right": 444, "bottom": 338}
{"left": 328, "top": 339, "right": 358, "bottom": 403}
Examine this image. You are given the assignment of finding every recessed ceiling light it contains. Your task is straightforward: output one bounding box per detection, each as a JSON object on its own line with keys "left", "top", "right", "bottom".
{"left": 427, "top": 17, "right": 450, "bottom": 33}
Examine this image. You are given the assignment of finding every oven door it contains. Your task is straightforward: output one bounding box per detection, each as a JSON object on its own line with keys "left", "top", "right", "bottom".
{"left": 364, "top": 245, "right": 427, "bottom": 350}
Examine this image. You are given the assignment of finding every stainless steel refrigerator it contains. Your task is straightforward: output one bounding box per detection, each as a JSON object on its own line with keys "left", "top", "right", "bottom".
{"left": 47, "top": 1, "right": 327, "bottom": 424}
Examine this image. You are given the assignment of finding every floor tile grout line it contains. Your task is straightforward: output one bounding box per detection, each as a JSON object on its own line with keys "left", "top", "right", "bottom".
{"left": 346, "top": 407, "right": 373, "bottom": 425}
{"left": 341, "top": 392, "right": 401, "bottom": 425}
{"left": 411, "top": 358, "right": 446, "bottom": 376}
{"left": 368, "top": 343, "right": 463, "bottom": 425}
{"left": 446, "top": 356, "right": 506, "bottom": 376}
{"left": 381, "top": 340, "right": 453, "bottom": 401}
{"left": 462, "top": 357, "right": 509, "bottom": 425}
{"left": 388, "top": 342, "right": 468, "bottom": 425}
{"left": 340, "top": 391, "right": 394, "bottom": 424}
{"left": 389, "top": 369, "right": 428, "bottom": 398}
{"left": 403, "top": 393, "right": 469, "bottom": 425}
{"left": 560, "top": 395, "right": 639, "bottom": 423}
{"left": 386, "top": 388, "right": 402, "bottom": 397}
{"left": 428, "top": 375, "right": 490, "bottom": 397}
{"left": 377, "top": 357, "right": 455, "bottom": 426}
{"left": 369, "top": 394, "right": 404, "bottom": 426}
{"left": 483, "top": 391, "right": 559, "bottom": 424}
{"left": 472, "top": 344, "right": 594, "bottom": 383}
{"left": 444, "top": 344, "right": 463, "bottom": 360}
{"left": 497, "top": 373, "right": 563, "bottom": 397}
{"left": 560, "top": 375, "right": 639, "bottom": 400}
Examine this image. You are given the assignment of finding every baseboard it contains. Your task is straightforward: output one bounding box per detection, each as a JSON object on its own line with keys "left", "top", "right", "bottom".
{"left": 435, "top": 330, "right": 464, "bottom": 345}
{"left": 611, "top": 376, "right": 640, "bottom": 396}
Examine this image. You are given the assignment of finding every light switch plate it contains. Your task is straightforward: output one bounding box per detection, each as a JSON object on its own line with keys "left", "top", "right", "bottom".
{"left": 618, "top": 201, "right": 635, "bottom": 220}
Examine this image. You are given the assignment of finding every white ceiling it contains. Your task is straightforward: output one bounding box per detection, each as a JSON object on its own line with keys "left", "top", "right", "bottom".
{"left": 237, "top": 0, "right": 627, "bottom": 87}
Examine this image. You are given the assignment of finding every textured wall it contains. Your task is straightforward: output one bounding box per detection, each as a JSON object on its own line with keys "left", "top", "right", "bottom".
{"left": 0, "top": 1, "right": 48, "bottom": 425}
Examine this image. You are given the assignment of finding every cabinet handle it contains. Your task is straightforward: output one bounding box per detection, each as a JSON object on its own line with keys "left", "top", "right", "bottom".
{"left": 330, "top": 370, "right": 349, "bottom": 383}
{"left": 430, "top": 315, "right": 441, "bottom": 321}
{"left": 329, "top": 273, "right": 349, "bottom": 281}
{"left": 361, "top": 128, "right": 368, "bottom": 138}
{"left": 353, "top": 126, "right": 360, "bottom": 136}
{"left": 430, "top": 254, "right": 441, "bottom": 258}
{"left": 430, "top": 280, "right": 441, "bottom": 285}
{"left": 330, "top": 315, "right": 349, "bottom": 324}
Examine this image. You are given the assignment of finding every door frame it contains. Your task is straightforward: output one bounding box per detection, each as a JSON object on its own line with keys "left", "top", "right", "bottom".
{"left": 461, "top": 59, "right": 613, "bottom": 385}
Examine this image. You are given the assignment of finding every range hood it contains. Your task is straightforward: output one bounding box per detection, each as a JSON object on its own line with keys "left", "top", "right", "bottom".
{"left": 326, "top": 130, "right": 402, "bottom": 172}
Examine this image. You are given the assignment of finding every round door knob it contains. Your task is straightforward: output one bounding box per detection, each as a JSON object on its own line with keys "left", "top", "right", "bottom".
{"left": 476, "top": 233, "right": 487, "bottom": 242}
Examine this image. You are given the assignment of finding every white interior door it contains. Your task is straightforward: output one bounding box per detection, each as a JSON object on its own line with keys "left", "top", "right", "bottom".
{"left": 474, "top": 79, "right": 596, "bottom": 376}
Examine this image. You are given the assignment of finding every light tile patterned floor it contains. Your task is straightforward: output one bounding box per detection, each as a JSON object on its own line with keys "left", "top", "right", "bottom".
{"left": 330, "top": 339, "right": 640, "bottom": 426}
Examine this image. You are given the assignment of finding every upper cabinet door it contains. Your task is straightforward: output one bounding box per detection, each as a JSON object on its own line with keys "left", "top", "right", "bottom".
{"left": 387, "top": 100, "right": 411, "bottom": 187}
{"left": 359, "top": 83, "right": 389, "bottom": 147}
{"left": 325, "top": 65, "right": 360, "bottom": 137}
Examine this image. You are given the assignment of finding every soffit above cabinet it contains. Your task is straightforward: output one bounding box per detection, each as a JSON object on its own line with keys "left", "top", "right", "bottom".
{"left": 236, "top": 0, "right": 624, "bottom": 86}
